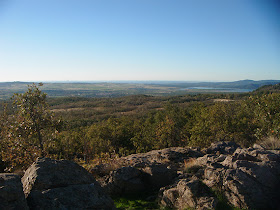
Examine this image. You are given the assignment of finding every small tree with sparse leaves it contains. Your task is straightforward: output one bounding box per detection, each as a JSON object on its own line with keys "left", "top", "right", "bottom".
{"left": 1, "top": 83, "right": 62, "bottom": 171}
{"left": 11, "top": 83, "right": 61, "bottom": 156}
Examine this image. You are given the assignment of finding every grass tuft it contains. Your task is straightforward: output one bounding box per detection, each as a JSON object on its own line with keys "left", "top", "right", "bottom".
{"left": 113, "top": 191, "right": 162, "bottom": 210}
{"left": 183, "top": 158, "right": 202, "bottom": 174}
{"left": 257, "top": 136, "right": 280, "bottom": 150}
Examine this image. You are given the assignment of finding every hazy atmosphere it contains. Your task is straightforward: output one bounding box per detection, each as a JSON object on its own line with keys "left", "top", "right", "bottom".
{"left": 0, "top": 0, "right": 279, "bottom": 81}
{"left": 1, "top": 1, "right": 280, "bottom": 209}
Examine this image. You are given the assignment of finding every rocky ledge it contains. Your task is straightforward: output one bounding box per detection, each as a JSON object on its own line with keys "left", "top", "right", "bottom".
{"left": 1, "top": 141, "right": 279, "bottom": 209}
{"left": 92, "top": 141, "right": 280, "bottom": 209}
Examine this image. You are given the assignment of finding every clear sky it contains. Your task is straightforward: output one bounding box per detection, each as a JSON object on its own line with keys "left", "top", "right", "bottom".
{"left": 0, "top": 0, "right": 279, "bottom": 82}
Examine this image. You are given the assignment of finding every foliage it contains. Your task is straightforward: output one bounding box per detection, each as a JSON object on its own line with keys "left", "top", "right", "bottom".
{"left": 11, "top": 83, "right": 60, "bottom": 151}
{"left": 248, "top": 93, "right": 280, "bottom": 139}
{"left": 1, "top": 84, "right": 280, "bottom": 170}
{"left": 188, "top": 101, "right": 257, "bottom": 147}
{"left": 253, "top": 83, "right": 280, "bottom": 94}
{"left": 37, "top": 92, "right": 280, "bottom": 161}
{"left": 0, "top": 84, "right": 62, "bottom": 171}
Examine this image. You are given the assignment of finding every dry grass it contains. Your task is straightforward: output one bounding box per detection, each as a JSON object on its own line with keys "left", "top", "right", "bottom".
{"left": 183, "top": 158, "right": 202, "bottom": 174}
{"left": 79, "top": 154, "right": 131, "bottom": 177}
{"left": 184, "top": 158, "right": 197, "bottom": 168}
{"left": 257, "top": 136, "right": 280, "bottom": 150}
{"left": 100, "top": 159, "right": 129, "bottom": 173}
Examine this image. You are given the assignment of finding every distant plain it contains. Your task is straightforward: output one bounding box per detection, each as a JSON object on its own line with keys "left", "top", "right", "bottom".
{"left": 0, "top": 80, "right": 279, "bottom": 99}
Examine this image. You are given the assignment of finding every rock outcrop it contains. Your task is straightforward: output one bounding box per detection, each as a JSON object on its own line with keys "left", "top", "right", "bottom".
{"left": 104, "top": 166, "right": 149, "bottom": 195}
{"left": 159, "top": 178, "right": 218, "bottom": 210}
{"left": 203, "top": 147, "right": 280, "bottom": 209}
{"left": 120, "top": 147, "right": 203, "bottom": 168}
{"left": 1, "top": 141, "right": 279, "bottom": 209}
{"left": 91, "top": 147, "right": 202, "bottom": 177}
{"left": 91, "top": 142, "right": 280, "bottom": 209}
{"left": 159, "top": 142, "right": 280, "bottom": 209}
{"left": 203, "top": 141, "right": 240, "bottom": 155}
{"left": 21, "top": 158, "right": 115, "bottom": 210}
{"left": 0, "top": 173, "right": 29, "bottom": 210}
{"left": 93, "top": 147, "right": 202, "bottom": 196}
{"left": 143, "top": 164, "right": 177, "bottom": 189}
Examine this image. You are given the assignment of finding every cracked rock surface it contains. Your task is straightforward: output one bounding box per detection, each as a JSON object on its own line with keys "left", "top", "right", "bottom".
{"left": 21, "top": 158, "right": 115, "bottom": 210}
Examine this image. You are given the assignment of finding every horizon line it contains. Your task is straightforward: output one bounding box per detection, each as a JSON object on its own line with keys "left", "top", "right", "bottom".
{"left": 1, "top": 79, "right": 280, "bottom": 84}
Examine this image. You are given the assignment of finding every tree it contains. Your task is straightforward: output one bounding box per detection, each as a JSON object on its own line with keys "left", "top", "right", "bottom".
{"left": 12, "top": 83, "right": 61, "bottom": 154}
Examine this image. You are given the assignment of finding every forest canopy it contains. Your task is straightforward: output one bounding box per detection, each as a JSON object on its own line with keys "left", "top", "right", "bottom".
{"left": 0, "top": 83, "right": 279, "bottom": 171}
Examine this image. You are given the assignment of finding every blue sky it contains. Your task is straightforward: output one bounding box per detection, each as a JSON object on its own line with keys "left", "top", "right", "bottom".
{"left": 0, "top": 0, "right": 279, "bottom": 82}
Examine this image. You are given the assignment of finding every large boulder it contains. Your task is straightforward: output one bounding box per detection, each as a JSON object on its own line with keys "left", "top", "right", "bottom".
{"left": 91, "top": 147, "right": 202, "bottom": 195}
{"left": 203, "top": 147, "right": 280, "bottom": 209}
{"left": 26, "top": 184, "right": 113, "bottom": 210}
{"left": 142, "top": 164, "right": 177, "bottom": 189}
{"left": 104, "top": 166, "right": 149, "bottom": 195}
{"left": 21, "top": 158, "right": 115, "bottom": 210}
{"left": 159, "top": 177, "right": 217, "bottom": 210}
{"left": 0, "top": 173, "right": 29, "bottom": 210}
{"left": 158, "top": 142, "right": 280, "bottom": 209}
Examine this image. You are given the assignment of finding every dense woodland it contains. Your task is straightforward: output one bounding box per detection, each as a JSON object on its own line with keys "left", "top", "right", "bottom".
{"left": 0, "top": 83, "right": 279, "bottom": 171}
